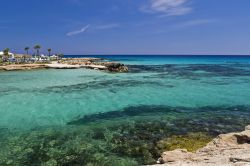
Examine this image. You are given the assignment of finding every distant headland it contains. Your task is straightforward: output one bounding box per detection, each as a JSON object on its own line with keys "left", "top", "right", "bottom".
{"left": 0, "top": 45, "right": 128, "bottom": 72}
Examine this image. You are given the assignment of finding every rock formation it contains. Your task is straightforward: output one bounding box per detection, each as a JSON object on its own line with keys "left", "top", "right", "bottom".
{"left": 0, "top": 64, "right": 48, "bottom": 71}
{"left": 152, "top": 125, "right": 250, "bottom": 166}
{"left": 104, "top": 62, "right": 129, "bottom": 72}
{"left": 0, "top": 58, "right": 129, "bottom": 72}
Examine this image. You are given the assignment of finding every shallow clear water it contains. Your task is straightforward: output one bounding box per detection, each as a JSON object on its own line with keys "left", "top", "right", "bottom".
{"left": 1, "top": 55, "right": 250, "bottom": 165}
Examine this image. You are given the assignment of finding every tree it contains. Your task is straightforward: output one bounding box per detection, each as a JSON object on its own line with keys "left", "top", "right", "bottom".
{"left": 0, "top": 54, "right": 2, "bottom": 63}
{"left": 3, "top": 48, "right": 10, "bottom": 55}
{"left": 3, "top": 48, "right": 10, "bottom": 63}
{"left": 47, "top": 48, "right": 52, "bottom": 57}
{"left": 58, "top": 53, "right": 64, "bottom": 59}
{"left": 24, "top": 47, "right": 30, "bottom": 55}
{"left": 34, "top": 45, "right": 41, "bottom": 61}
{"left": 24, "top": 47, "right": 30, "bottom": 63}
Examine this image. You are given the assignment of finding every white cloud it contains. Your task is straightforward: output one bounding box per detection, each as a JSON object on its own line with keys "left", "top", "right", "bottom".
{"left": 66, "top": 25, "right": 90, "bottom": 36}
{"left": 141, "top": 0, "right": 192, "bottom": 16}
{"left": 66, "top": 23, "right": 120, "bottom": 36}
{"left": 94, "top": 24, "right": 120, "bottom": 30}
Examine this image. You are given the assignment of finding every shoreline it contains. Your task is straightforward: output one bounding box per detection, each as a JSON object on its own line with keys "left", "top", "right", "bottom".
{"left": 0, "top": 58, "right": 128, "bottom": 72}
{"left": 151, "top": 125, "right": 250, "bottom": 166}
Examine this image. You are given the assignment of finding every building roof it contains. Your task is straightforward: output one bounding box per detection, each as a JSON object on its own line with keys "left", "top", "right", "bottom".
{"left": 0, "top": 51, "right": 14, "bottom": 55}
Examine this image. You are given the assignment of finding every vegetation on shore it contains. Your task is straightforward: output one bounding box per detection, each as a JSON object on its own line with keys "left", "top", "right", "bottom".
{"left": 0, "top": 45, "right": 64, "bottom": 65}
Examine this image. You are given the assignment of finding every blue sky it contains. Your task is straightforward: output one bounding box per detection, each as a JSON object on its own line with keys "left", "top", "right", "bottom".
{"left": 0, "top": 0, "right": 250, "bottom": 55}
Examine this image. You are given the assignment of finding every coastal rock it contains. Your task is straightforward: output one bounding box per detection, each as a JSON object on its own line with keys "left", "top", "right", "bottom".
{"left": 105, "top": 62, "right": 129, "bottom": 72}
{"left": 0, "top": 58, "right": 129, "bottom": 72}
{"left": 59, "top": 58, "right": 103, "bottom": 65}
{"left": 161, "top": 149, "right": 193, "bottom": 163}
{"left": 59, "top": 58, "right": 128, "bottom": 72}
{"left": 153, "top": 125, "right": 250, "bottom": 166}
{"left": 46, "top": 64, "right": 81, "bottom": 69}
{"left": 0, "top": 64, "right": 48, "bottom": 71}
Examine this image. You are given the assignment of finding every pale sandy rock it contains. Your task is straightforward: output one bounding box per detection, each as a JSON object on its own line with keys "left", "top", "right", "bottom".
{"left": 0, "top": 58, "right": 128, "bottom": 72}
{"left": 245, "top": 125, "right": 250, "bottom": 131}
{"left": 161, "top": 149, "right": 193, "bottom": 163}
{"left": 0, "top": 64, "right": 48, "bottom": 71}
{"left": 46, "top": 64, "right": 81, "bottom": 69}
{"left": 81, "top": 64, "right": 107, "bottom": 70}
{"left": 151, "top": 126, "right": 250, "bottom": 166}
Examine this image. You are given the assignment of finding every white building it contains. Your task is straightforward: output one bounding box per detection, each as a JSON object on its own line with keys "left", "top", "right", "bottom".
{"left": 0, "top": 51, "right": 15, "bottom": 58}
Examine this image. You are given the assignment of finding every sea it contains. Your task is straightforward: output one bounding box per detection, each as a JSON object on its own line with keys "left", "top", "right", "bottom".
{"left": 0, "top": 55, "right": 250, "bottom": 165}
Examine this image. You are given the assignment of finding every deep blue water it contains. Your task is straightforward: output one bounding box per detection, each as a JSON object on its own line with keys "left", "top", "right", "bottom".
{"left": 65, "top": 55, "right": 250, "bottom": 65}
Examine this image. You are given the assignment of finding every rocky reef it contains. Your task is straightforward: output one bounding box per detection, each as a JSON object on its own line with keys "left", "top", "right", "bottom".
{"left": 153, "top": 125, "right": 250, "bottom": 166}
{"left": 58, "top": 58, "right": 104, "bottom": 65}
{"left": 58, "top": 58, "right": 129, "bottom": 72}
{"left": 0, "top": 127, "right": 138, "bottom": 166}
{"left": 104, "top": 62, "right": 129, "bottom": 72}
{"left": 1, "top": 105, "right": 250, "bottom": 166}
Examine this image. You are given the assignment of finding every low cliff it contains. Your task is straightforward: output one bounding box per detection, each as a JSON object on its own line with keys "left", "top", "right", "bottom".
{"left": 151, "top": 125, "right": 250, "bottom": 166}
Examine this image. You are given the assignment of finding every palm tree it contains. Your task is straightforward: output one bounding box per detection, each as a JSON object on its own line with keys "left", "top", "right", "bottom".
{"left": 24, "top": 47, "right": 30, "bottom": 63}
{"left": 3, "top": 48, "right": 10, "bottom": 63}
{"left": 47, "top": 48, "right": 52, "bottom": 57}
{"left": 24, "top": 47, "right": 30, "bottom": 55}
{"left": 34, "top": 45, "right": 41, "bottom": 61}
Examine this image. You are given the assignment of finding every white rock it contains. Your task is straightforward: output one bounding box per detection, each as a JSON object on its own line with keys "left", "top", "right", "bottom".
{"left": 245, "top": 125, "right": 250, "bottom": 131}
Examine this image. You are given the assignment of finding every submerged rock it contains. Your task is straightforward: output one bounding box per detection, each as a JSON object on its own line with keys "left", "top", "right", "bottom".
{"left": 1, "top": 106, "right": 250, "bottom": 166}
{"left": 0, "top": 128, "right": 138, "bottom": 166}
{"left": 157, "top": 132, "right": 212, "bottom": 152}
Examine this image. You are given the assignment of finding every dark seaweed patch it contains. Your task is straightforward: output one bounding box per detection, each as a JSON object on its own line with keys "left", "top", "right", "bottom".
{"left": 68, "top": 105, "right": 179, "bottom": 125}
{"left": 1, "top": 105, "right": 250, "bottom": 165}
{"left": 128, "top": 64, "right": 176, "bottom": 73}
{"left": 67, "top": 104, "right": 250, "bottom": 139}
{"left": 128, "top": 64, "right": 250, "bottom": 79}
{"left": 200, "top": 81, "right": 229, "bottom": 85}
{"left": 68, "top": 105, "right": 250, "bottom": 134}
{"left": 41, "top": 79, "right": 174, "bottom": 93}
{"left": 0, "top": 87, "right": 23, "bottom": 96}
{"left": 183, "top": 64, "right": 250, "bottom": 77}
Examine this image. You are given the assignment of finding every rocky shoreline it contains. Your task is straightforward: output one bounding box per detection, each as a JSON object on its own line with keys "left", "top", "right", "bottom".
{"left": 0, "top": 58, "right": 128, "bottom": 72}
{"left": 151, "top": 125, "right": 250, "bottom": 166}
{"left": 0, "top": 64, "right": 49, "bottom": 71}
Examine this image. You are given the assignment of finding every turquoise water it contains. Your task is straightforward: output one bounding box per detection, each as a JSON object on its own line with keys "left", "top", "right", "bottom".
{"left": 1, "top": 55, "right": 250, "bottom": 165}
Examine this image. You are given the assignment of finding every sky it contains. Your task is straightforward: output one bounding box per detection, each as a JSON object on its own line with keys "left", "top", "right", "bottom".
{"left": 0, "top": 0, "right": 250, "bottom": 55}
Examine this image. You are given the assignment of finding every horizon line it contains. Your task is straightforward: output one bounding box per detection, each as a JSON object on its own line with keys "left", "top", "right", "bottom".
{"left": 64, "top": 54, "right": 250, "bottom": 56}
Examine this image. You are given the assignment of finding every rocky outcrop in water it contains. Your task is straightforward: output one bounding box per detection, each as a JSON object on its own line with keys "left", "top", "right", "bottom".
{"left": 0, "top": 58, "right": 129, "bottom": 72}
{"left": 104, "top": 62, "right": 129, "bottom": 72}
{"left": 59, "top": 58, "right": 103, "bottom": 65}
{"left": 59, "top": 58, "right": 128, "bottom": 72}
{"left": 153, "top": 125, "right": 250, "bottom": 166}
